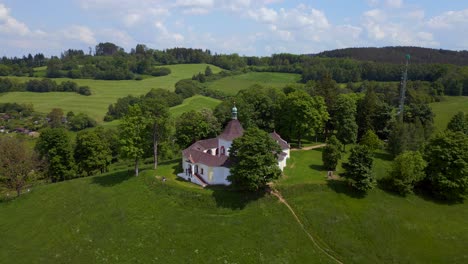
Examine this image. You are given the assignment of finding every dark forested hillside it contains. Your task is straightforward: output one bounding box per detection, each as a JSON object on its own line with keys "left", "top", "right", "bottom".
{"left": 315, "top": 47, "right": 468, "bottom": 66}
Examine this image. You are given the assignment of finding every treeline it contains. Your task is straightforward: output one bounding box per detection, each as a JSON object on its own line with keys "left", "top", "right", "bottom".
{"left": 2, "top": 43, "right": 468, "bottom": 94}
{"left": 0, "top": 78, "right": 91, "bottom": 95}
{"left": 315, "top": 46, "right": 468, "bottom": 66}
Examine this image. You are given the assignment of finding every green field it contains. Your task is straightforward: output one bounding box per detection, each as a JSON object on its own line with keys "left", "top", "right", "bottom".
{"left": 205, "top": 72, "right": 301, "bottom": 95}
{"left": 0, "top": 164, "right": 332, "bottom": 263}
{"left": 170, "top": 95, "right": 221, "bottom": 117}
{"left": 1, "top": 147, "right": 466, "bottom": 263}
{"left": 0, "top": 64, "right": 221, "bottom": 121}
{"left": 430, "top": 96, "right": 468, "bottom": 131}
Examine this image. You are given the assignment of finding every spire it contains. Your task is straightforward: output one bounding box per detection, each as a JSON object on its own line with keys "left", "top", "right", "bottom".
{"left": 231, "top": 104, "right": 238, "bottom": 120}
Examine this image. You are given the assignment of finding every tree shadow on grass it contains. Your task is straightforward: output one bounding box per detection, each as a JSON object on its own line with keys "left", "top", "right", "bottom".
{"left": 208, "top": 185, "right": 266, "bottom": 210}
{"left": 373, "top": 151, "right": 393, "bottom": 161}
{"left": 326, "top": 179, "right": 366, "bottom": 199}
{"left": 309, "top": 164, "right": 325, "bottom": 171}
{"left": 91, "top": 170, "right": 133, "bottom": 187}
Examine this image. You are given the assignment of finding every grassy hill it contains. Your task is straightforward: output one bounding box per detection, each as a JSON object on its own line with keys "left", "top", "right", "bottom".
{"left": 0, "top": 166, "right": 332, "bottom": 263}
{"left": 430, "top": 96, "right": 468, "bottom": 131}
{"left": 0, "top": 64, "right": 221, "bottom": 122}
{"left": 1, "top": 148, "right": 467, "bottom": 263}
{"left": 170, "top": 95, "right": 221, "bottom": 117}
{"left": 205, "top": 72, "right": 301, "bottom": 96}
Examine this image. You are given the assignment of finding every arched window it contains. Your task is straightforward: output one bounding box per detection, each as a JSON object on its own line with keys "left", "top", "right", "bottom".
{"left": 195, "top": 165, "right": 199, "bottom": 174}
{"left": 207, "top": 149, "right": 213, "bottom": 155}
{"left": 221, "top": 146, "right": 225, "bottom": 155}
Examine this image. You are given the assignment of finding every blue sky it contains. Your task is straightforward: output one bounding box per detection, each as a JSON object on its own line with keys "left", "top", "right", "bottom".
{"left": 1, "top": 0, "right": 467, "bottom": 57}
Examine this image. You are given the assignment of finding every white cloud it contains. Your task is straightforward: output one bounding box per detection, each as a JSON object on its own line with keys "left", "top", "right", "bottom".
{"left": 427, "top": 9, "right": 468, "bottom": 29}
{"left": 385, "top": 0, "right": 403, "bottom": 8}
{"left": 62, "top": 25, "right": 96, "bottom": 45}
{"left": 98, "top": 29, "right": 134, "bottom": 47}
{"left": 154, "top": 21, "right": 185, "bottom": 43}
{"left": 0, "top": 4, "right": 30, "bottom": 36}
{"left": 248, "top": 7, "right": 277, "bottom": 23}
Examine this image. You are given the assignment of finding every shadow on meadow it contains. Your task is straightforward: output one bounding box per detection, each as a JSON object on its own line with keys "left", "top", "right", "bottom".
{"left": 326, "top": 179, "right": 367, "bottom": 199}
{"left": 91, "top": 169, "right": 133, "bottom": 187}
{"left": 208, "top": 185, "right": 266, "bottom": 210}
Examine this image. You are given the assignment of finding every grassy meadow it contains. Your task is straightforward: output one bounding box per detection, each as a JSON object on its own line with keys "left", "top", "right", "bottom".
{"left": 0, "top": 165, "right": 332, "bottom": 264}
{"left": 1, "top": 146, "right": 466, "bottom": 263}
{"left": 205, "top": 72, "right": 301, "bottom": 95}
{"left": 170, "top": 95, "right": 221, "bottom": 117}
{"left": 0, "top": 64, "right": 222, "bottom": 121}
{"left": 430, "top": 96, "right": 468, "bottom": 131}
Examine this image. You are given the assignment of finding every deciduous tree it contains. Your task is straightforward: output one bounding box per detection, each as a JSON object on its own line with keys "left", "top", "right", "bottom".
{"left": 118, "top": 105, "right": 150, "bottom": 176}
{"left": 176, "top": 109, "right": 220, "bottom": 148}
{"left": 386, "top": 151, "right": 427, "bottom": 195}
{"left": 424, "top": 131, "right": 468, "bottom": 201}
{"left": 74, "top": 130, "right": 112, "bottom": 176}
{"left": 277, "top": 90, "right": 328, "bottom": 148}
{"left": 0, "top": 137, "right": 38, "bottom": 196}
{"left": 228, "top": 127, "right": 282, "bottom": 191}
{"left": 35, "top": 128, "right": 76, "bottom": 182}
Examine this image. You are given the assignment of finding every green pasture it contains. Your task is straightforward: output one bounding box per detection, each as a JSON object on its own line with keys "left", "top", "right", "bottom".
{"left": 430, "top": 96, "right": 468, "bottom": 131}
{"left": 1, "top": 146, "right": 466, "bottom": 263}
{"left": 205, "top": 72, "right": 301, "bottom": 95}
{"left": 0, "top": 163, "right": 331, "bottom": 263}
{"left": 276, "top": 147, "right": 467, "bottom": 263}
{"left": 0, "top": 64, "right": 221, "bottom": 121}
{"left": 170, "top": 95, "right": 221, "bottom": 117}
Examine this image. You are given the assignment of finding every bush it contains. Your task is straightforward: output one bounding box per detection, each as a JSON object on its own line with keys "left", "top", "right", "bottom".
{"left": 384, "top": 151, "right": 427, "bottom": 195}
{"left": 78, "top": 86, "right": 91, "bottom": 96}
{"left": 175, "top": 79, "right": 200, "bottom": 99}
{"left": 151, "top": 67, "right": 171, "bottom": 77}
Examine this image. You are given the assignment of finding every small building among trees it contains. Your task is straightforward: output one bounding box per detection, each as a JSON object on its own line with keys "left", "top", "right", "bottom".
{"left": 178, "top": 106, "right": 290, "bottom": 187}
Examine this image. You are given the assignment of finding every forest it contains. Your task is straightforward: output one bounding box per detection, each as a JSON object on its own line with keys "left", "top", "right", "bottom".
{"left": 1, "top": 43, "right": 467, "bottom": 96}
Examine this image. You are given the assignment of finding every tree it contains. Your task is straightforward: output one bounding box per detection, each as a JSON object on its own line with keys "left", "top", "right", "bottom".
{"left": 360, "top": 130, "right": 383, "bottom": 152}
{"left": 322, "top": 136, "right": 343, "bottom": 171}
{"left": 140, "top": 98, "right": 172, "bottom": 169}
{"left": 341, "top": 145, "right": 375, "bottom": 192}
{"left": 333, "top": 95, "right": 358, "bottom": 150}
{"left": 357, "top": 86, "right": 379, "bottom": 139}
{"left": 48, "top": 108, "right": 64, "bottom": 128}
{"left": 386, "top": 151, "right": 427, "bottom": 195}
{"left": 74, "top": 130, "right": 112, "bottom": 176}
{"left": 228, "top": 127, "right": 282, "bottom": 191}
{"left": 176, "top": 109, "right": 220, "bottom": 148}
{"left": 315, "top": 72, "right": 340, "bottom": 135}
{"left": 35, "top": 128, "right": 76, "bottom": 182}
{"left": 424, "top": 131, "right": 468, "bottom": 201}
{"left": 446, "top": 111, "right": 467, "bottom": 134}
{"left": 277, "top": 90, "right": 328, "bottom": 148}
{"left": 205, "top": 66, "right": 213, "bottom": 76}
{"left": 0, "top": 137, "right": 38, "bottom": 196}
{"left": 118, "top": 105, "right": 150, "bottom": 176}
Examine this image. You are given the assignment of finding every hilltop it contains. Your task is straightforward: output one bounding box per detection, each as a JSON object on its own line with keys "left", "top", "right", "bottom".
{"left": 314, "top": 46, "right": 468, "bottom": 65}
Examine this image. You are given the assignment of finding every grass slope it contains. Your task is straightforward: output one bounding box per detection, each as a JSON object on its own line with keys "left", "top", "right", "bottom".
{"left": 170, "top": 95, "right": 221, "bottom": 117}
{"left": 0, "top": 64, "right": 221, "bottom": 121}
{"left": 206, "top": 72, "right": 301, "bottom": 95}
{"left": 430, "top": 96, "right": 468, "bottom": 131}
{"left": 0, "top": 165, "right": 331, "bottom": 263}
{"left": 277, "top": 148, "right": 467, "bottom": 264}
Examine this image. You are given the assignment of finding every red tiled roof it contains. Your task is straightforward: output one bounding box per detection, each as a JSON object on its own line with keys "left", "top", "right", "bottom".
{"left": 219, "top": 119, "right": 244, "bottom": 141}
{"left": 197, "top": 138, "right": 218, "bottom": 149}
{"left": 270, "top": 132, "right": 290, "bottom": 150}
{"left": 183, "top": 147, "right": 230, "bottom": 167}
